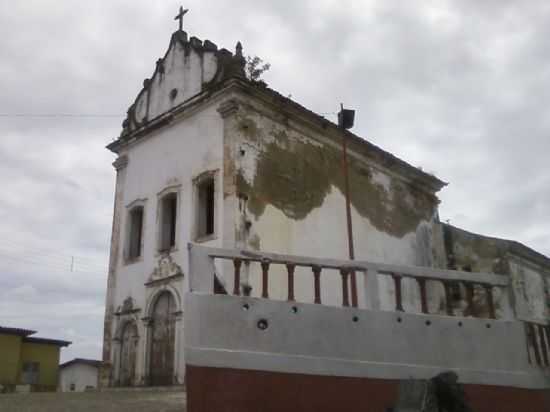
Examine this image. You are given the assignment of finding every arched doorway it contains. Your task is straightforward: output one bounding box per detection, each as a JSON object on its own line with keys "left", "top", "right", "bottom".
{"left": 119, "top": 321, "right": 138, "bottom": 386}
{"left": 149, "top": 291, "right": 176, "bottom": 385}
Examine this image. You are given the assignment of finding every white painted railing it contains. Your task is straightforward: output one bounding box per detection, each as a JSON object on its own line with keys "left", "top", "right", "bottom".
{"left": 188, "top": 243, "right": 509, "bottom": 319}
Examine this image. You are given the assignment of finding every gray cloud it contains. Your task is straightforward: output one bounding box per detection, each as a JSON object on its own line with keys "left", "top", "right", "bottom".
{"left": 0, "top": 0, "right": 548, "bottom": 361}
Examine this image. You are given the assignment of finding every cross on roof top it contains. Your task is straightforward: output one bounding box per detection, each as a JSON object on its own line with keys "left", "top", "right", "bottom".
{"left": 174, "top": 6, "right": 189, "bottom": 31}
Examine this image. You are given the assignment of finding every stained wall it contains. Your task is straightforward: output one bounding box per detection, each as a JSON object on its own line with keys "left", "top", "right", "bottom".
{"left": 221, "top": 98, "right": 444, "bottom": 310}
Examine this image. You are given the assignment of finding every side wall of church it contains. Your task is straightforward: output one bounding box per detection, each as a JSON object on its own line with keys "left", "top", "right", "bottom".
{"left": 442, "top": 224, "right": 549, "bottom": 322}
{"left": 107, "top": 101, "right": 225, "bottom": 385}
{"left": 220, "top": 96, "right": 444, "bottom": 311}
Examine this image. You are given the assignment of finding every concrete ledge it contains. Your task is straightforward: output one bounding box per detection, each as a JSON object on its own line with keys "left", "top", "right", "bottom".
{"left": 184, "top": 293, "right": 550, "bottom": 389}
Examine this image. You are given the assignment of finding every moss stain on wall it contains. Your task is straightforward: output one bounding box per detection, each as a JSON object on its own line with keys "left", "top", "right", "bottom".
{"left": 443, "top": 225, "right": 511, "bottom": 275}
{"left": 234, "top": 116, "right": 436, "bottom": 238}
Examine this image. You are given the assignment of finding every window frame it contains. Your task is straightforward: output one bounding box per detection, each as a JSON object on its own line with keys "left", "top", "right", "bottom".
{"left": 156, "top": 185, "right": 181, "bottom": 254}
{"left": 21, "top": 361, "right": 40, "bottom": 385}
{"left": 193, "top": 170, "right": 218, "bottom": 243}
{"left": 124, "top": 199, "right": 147, "bottom": 264}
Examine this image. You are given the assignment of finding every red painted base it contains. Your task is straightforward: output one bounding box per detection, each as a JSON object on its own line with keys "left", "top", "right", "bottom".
{"left": 186, "top": 366, "right": 550, "bottom": 412}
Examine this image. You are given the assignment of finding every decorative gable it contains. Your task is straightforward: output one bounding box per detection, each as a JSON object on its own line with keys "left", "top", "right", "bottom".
{"left": 120, "top": 30, "right": 246, "bottom": 139}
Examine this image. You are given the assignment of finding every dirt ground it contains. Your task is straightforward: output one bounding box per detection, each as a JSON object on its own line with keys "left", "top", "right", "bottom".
{"left": 0, "top": 390, "right": 186, "bottom": 412}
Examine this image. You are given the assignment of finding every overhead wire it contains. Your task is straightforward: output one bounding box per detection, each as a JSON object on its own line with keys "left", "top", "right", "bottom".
{"left": 0, "top": 250, "right": 107, "bottom": 276}
{"left": 0, "top": 238, "right": 107, "bottom": 264}
{"left": 0, "top": 112, "right": 339, "bottom": 118}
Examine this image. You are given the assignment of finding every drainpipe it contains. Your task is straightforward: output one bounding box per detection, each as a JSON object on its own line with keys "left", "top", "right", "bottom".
{"left": 338, "top": 104, "right": 358, "bottom": 307}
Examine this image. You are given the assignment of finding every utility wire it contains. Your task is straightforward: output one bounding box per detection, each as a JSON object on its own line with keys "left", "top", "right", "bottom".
{"left": 0, "top": 246, "right": 108, "bottom": 273}
{"left": 0, "top": 112, "right": 339, "bottom": 118}
{"left": 0, "top": 238, "right": 107, "bottom": 264}
{"left": 0, "top": 114, "right": 123, "bottom": 118}
{"left": 0, "top": 251, "right": 107, "bottom": 274}
{"left": 0, "top": 252, "right": 106, "bottom": 276}
{"left": 0, "top": 245, "right": 106, "bottom": 267}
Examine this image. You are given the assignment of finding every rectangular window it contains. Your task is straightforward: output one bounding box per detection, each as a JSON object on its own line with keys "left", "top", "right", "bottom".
{"left": 160, "top": 193, "right": 177, "bottom": 251}
{"left": 197, "top": 177, "right": 215, "bottom": 238}
{"left": 128, "top": 206, "right": 144, "bottom": 259}
{"left": 21, "top": 362, "right": 40, "bottom": 385}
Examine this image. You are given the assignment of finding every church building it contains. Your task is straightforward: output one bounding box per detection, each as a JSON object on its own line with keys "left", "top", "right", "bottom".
{"left": 102, "top": 11, "right": 550, "bottom": 403}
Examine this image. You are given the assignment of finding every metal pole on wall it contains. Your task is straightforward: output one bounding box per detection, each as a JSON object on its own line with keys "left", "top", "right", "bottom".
{"left": 338, "top": 103, "right": 358, "bottom": 307}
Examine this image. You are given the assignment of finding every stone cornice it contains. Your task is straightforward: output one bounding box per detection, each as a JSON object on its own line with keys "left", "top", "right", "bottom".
{"left": 112, "top": 155, "right": 128, "bottom": 171}
{"left": 144, "top": 273, "right": 184, "bottom": 288}
{"left": 108, "top": 77, "right": 446, "bottom": 194}
{"left": 217, "top": 99, "right": 240, "bottom": 118}
{"left": 226, "top": 80, "right": 447, "bottom": 195}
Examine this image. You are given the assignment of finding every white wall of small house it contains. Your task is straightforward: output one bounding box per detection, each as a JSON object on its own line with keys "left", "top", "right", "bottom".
{"left": 59, "top": 364, "right": 98, "bottom": 392}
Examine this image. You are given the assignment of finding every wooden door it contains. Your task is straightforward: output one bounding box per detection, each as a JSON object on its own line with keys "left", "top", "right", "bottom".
{"left": 149, "top": 292, "right": 176, "bottom": 385}
{"left": 119, "top": 322, "right": 137, "bottom": 386}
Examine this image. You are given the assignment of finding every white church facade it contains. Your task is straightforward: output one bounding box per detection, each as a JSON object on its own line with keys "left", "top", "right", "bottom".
{"left": 102, "top": 23, "right": 550, "bottom": 387}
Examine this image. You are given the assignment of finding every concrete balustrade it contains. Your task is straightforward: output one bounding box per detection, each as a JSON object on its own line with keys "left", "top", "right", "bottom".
{"left": 186, "top": 243, "right": 550, "bottom": 383}
{"left": 188, "top": 243, "right": 509, "bottom": 319}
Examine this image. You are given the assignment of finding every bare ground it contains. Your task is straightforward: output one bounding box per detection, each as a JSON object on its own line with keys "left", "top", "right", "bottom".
{"left": 0, "top": 390, "right": 186, "bottom": 412}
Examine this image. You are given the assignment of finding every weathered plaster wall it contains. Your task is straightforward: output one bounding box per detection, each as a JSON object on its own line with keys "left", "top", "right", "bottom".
{"left": 107, "top": 101, "right": 225, "bottom": 385}
{"left": 131, "top": 33, "right": 218, "bottom": 129}
{"left": 222, "top": 99, "right": 442, "bottom": 310}
{"left": 102, "top": 156, "right": 128, "bottom": 367}
{"left": 442, "top": 224, "right": 550, "bottom": 322}
{"left": 443, "top": 224, "right": 510, "bottom": 274}
{"left": 510, "top": 257, "right": 548, "bottom": 322}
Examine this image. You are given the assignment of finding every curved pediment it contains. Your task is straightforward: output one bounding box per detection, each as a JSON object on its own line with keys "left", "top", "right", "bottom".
{"left": 120, "top": 30, "right": 246, "bottom": 139}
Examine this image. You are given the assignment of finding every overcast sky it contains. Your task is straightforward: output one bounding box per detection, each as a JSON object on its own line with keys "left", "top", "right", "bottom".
{"left": 0, "top": 1, "right": 548, "bottom": 362}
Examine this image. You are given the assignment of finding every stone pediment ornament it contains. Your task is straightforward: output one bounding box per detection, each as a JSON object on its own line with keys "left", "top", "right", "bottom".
{"left": 149, "top": 254, "right": 184, "bottom": 282}
{"left": 121, "top": 296, "right": 134, "bottom": 313}
{"left": 115, "top": 296, "right": 140, "bottom": 317}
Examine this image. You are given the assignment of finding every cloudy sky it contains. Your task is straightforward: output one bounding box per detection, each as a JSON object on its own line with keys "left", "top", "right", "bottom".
{"left": 0, "top": 1, "right": 548, "bottom": 362}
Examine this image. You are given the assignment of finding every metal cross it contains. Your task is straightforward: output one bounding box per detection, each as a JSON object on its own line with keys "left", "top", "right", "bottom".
{"left": 174, "top": 6, "right": 189, "bottom": 31}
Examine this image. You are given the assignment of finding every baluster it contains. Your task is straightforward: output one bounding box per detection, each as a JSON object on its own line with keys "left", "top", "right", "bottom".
{"left": 484, "top": 285, "right": 496, "bottom": 319}
{"left": 392, "top": 274, "right": 404, "bottom": 312}
{"left": 530, "top": 323, "right": 542, "bottom": 366}
{"left": 312, "top": 265, "right": 322, "bottom": 304}
{"left": 350, "top": 271, "right": 358, "bottom": 308}
{"left": 443, "top": 281, "right": 454, "bottom": 316}
{"left": 418, "top": 278, "right": 428, "bottom": 314}
{"left": 545, "top": 326, "right": 550, "bottom": 359}
{"left": 243, "top": 261, "right": 252, "bottom": 297}
{"left": 538, "top": 324, "right": 549, "bottom": 367}
{"left": 340, "top": 268, "right": 350, "bottom": 307}
{"left": 286, "top": 263, "right": 295, "bottom": 302}
{"left": 261, "top": 259, "right": 270, "bottom": 299}
{"left": 545, "top": 326, "right": 550, "bottom": 367}
{"left": 233, "top": 259, "right": 242, "bottom": 296}
{"left": 465, "top": 283, "right": 474, "bottom": 317}
{"left": 526, "top": 323, "right": 533, "bottom": 364}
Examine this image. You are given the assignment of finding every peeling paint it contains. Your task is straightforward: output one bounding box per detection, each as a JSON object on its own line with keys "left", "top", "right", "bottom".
{"left": 235, "top": 118, "right": 436, "bottom": 238}
{"left": 443, "top": 224, "right": 511, "bottom": 274}
{"left": 248, "top": 233, "right": 261, "bottom": 250}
